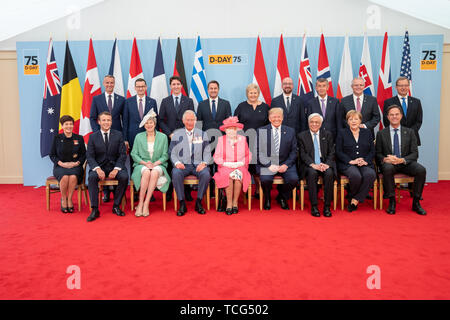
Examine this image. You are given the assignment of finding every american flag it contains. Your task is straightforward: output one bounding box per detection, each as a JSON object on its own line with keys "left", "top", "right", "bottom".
{"left": 400, "top": 31, "right": 412, "bottom": 95}
{"left": 40, "top": 38, "right": 61, "bottom": 157}
{"left": 297, "top": 35, "right": 314, "bottom": 103}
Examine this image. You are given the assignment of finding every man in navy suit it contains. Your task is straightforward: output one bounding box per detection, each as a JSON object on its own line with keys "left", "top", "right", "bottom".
{"left": 307, "top": 78, "right": 342, "bottom": 140}
{"left": 270, "top": 77, "right": 307, "bottom": 134}
{"left": 86, "top": 112, "right": 128, "bottom": 222}
{"left": 257, "top": 107, "right": 298, "bottom": 210}
{"left": 197, "top": 80, "right": 232, "bottom": 132}
{"left": 90, "top": 75, "right": 125, "bottom": 133}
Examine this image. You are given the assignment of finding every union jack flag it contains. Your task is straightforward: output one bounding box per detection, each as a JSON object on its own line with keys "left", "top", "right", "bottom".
{"left": 40, "top": 38, "right": 61, "bottom": 157}
{"left": 297, "top": 35, "right": 314, "bottom": 103}
{"left": 400, "top": 30, "right": 412, "bottom": 95}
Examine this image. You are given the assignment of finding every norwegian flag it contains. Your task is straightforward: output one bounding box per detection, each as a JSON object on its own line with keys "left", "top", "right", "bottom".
{"left": 273, "top": 34, "right": 290, "bottom": 98}
{"left": 297, "top": 34, "right": 314, "bottom": 103}
{"left": 359, "top": 34, "right": 375, "bottom": 96}
{"left": 252, "top": 36, "right": 271, "bottom": 105}
{"left": 40, "top": 38, "right": 61, "bottom": 157}
{"left": 317, "top": 33, "right": 334, "bottom": 97}
{"left": 79, "top": 38, "right": 101, "bottom": 144}
{"left": 376, "top": 32, "right": 393, "bottom": 130}
{"left": 400, "top": 30, "right": 413, "bottom": 96}
{"left": 126, "top": 38, "right": 144, "bottom": 98}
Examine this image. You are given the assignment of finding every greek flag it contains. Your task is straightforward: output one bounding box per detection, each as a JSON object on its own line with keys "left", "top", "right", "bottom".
{"left": 189, "top": 36, "right": 208, "bottom": 111}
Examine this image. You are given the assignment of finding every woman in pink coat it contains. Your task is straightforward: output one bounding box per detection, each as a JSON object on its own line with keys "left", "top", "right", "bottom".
{"left": 213, "top": 117, "right": 252, "bottom": 215}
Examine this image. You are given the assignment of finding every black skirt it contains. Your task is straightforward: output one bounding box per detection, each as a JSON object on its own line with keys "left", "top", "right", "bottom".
{"left": 53, "top": 165, "right": 84, "bottom": 184}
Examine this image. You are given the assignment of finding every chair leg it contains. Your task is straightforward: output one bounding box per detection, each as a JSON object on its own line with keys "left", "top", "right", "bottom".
{"left": 77, "top": 186, "right": 82, "bottom": 212}
{"left": 333, "top": 181, "right": 337, "bottom": 211}
{"left": 173, "top": 188, "right": 177, "bottom": 211}
{"left": 341, "top": 183, "right": 344, "bottom": 211}
{"left": 98, "top": 185, "right": 103, "bottom": 207}
{"left": 163, "top": 192, "right": 166, "bottom": 211}
{"left": 292, "top": 187, "right": 296, "bottom": 211}
{"left": 121, "top": 196, "right": 126, "bottom": 211}
{"left": 374, "top": 181, "right": 378, "bottom": 210}
{"left": 396, "top": 184, "right": 401, "bottom": 203}
{"left": 248, "top": 184, "right": 251, "bottom": 211}
{"left": 131, "top": 185, "right": 134, "bottom": 211}
{"left": 300, "top": 181, "right": 304, "bottom": 211}
{"left": 259, "top": 184, "right": 263, "bottom": 211}
{"left": 46, "top": 185, "right": 50, "bottom": 211}
{"left": 215, "top": 186, "right": 219, "bottom": 210}
{"left": 206, "top": 185, "right": 210, "bottom": 210}
{"left": 379, "top": 180, "right": 383, "bottom": 210}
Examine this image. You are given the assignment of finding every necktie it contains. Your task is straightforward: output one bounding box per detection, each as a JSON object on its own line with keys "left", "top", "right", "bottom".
{"left": 356, "top": 97, "right": 361, "bottom": 112}
{"left": 313, "top": 133, "right": 321, "bottom": 164}
{"left": 138, "top": 98, "right": 144, "bottom": 120}
{"left": 175, "top": 96, "right": 180, "bottom": 112}
{"left": 104, "top": 132, "right": 109, "bottom": 149}
{"left": 274, "top": 128, "right": 280, "bottom": 155}
{"left": 107, "top": 95, "right": 113, "bottom": 113}
{"left": 211, "top": 99, "right": 217, "bottom": 119}
{"left": 401, "top": 97, "right": 407, "bottom": 117}
{"left": 393, "top": 128, "right": 400, "bottom": 158}
{"left": 321, "top": 99, "right": 326, "bottom": 118}
{"left": 286, "top": 96, "right": 291, "bottom": 112}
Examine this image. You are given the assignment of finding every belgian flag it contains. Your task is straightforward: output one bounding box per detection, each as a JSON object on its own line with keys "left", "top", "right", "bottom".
{"left": 60, "top": 41, "right": 83, "bottom": 133}
{"left": 173, "top": 37, "right": 188, "bottom": 96}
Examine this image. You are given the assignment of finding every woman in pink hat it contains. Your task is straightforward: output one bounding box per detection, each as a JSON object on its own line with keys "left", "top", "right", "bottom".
{"left": 213, "top": 117, "right": 252, "bottom": 215}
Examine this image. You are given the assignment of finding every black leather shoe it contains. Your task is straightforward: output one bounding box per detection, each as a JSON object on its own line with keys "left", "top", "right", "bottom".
{"left": 67, "top": 206, "right": 74, "bottom": 213}
{"left": 323, "top": 206, "right": 332, "bottom": 217}
{"left": 177, "top": 200, "right": 187, "bottom": 216}
{"left": 103, "top": 192, "right": 111, "bottom": 203}
{"left": 112, "top": 206, "right": 125, "bottom": 216}
{"left": 278, "top": 197, "right": 289, "bottom": 210}
{"left": 225, "top": 208, "right": 233, "bottom": 215}
{"left": 87, "top": 208, "right": 100, "bottom": 222}
{"left": 263, "top": 197, "right": 271, "bottom": 210}
{"left": 232, "top": 207, "right": 238, "bottom": 214}
{"left": 386, "top": 198, "right": 396, "bottom": 215}
{"left": 195, "top": 199, "right": 206, "bottom": 214}
{"left": 347, "top": 203, "right": 358, "bottom": 212}
{"left": 311, "top": 206, "right": 320, "bottom": 217}
{"left": 412, "top": 200, "right": 427, "bottom": 215}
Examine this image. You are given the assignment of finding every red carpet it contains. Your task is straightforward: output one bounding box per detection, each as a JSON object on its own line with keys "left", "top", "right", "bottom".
{"left": 1, "top": 182, "right": 450, "bottom": 300}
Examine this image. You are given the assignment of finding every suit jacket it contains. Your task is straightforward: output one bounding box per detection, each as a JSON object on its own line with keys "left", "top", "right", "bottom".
{"left": 197, "top": 97, "right": 232, "bottom": 132}
{"left": 375, "top": 126, "right": 418, "bottom": 166}
{"left": 307, "top": 96, "right": 342, "bottom": 139}
{"left": 168, "top": 127, "right": 212, "bottom": 166}
{"left": 123, "top": 95, "right": 158, "bottom": 146}
{"left": 90, "top": 93, "right": 125, "bottom": 132}
{"left": 383, "top": 96, "right": 423, "bottom": 145}
{"left": 159, "top": 95, "right": 195, "bottom": 136}
{"left": 341, "top": 94, "right": 380, "bottom": 136}
{"left": 86, "top": 129, "right": 127, "bottom": 171}
{"left": 297, "top": 128, "right": 336, "bottom": 179}
{"left": 335, "top": 127, "right": 375, "bottom": 172}
{"left": 270, "top": 93, "right": 307, "bottom": 134}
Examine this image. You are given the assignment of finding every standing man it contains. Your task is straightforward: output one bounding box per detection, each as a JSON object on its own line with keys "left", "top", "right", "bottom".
{"left": 86, "top": 112, "right": 128, "bottom": 222}
{"left": 270, "top": 77, "right": 307, "bottom": 134}
{"left": 376, "top": 105, "right": 427, "bottom": 215}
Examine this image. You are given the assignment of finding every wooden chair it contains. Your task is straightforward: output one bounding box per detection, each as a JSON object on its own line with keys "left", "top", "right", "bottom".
{"left": 299, "top": 177, "right": 338, "bottom": 210}
{"left": 45, "top": 162, "right": 88, "bottom": 212}
{"left": 214, "top": 183, "right": 252, "bottom": 211}
{"left": 258, "top": 175, "right": 297, "bottom": 211}
{"left": 339, "top": 175, "right": 377, "bottom": 210}
{"left": 97, "top": 178, "right": 127, "bottom": 211}
{"left": 173, "top": 175, "right": 210, "bottom": 211}
{"left": 131, "top": 180, "right": 167, "bottom": 212}
{"left": 378, "top": 173, "right": 415, "bottom": 210}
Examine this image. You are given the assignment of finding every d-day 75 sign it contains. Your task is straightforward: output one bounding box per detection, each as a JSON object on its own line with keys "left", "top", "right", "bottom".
{"left": 208, "top": 54, "right": 248, "bottom": 65}
{"left": 23, "top": 49, "right": 40, "bottom": 75}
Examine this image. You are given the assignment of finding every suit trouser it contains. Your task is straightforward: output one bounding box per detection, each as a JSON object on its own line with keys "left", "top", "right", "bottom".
{"left": 172, "top": 165, "right": 211, "bottom": 201}
{"left": 342, "top": 165, "right": 376, "bottom": 202}
{"left": 88, "top": 166, "right": 129, "bottom": 208}
{"left": 260, "top": 166, "right": 298, "bottom": 201}
{"left": 304, "top": 167, "right": 334, "bottom": 207}
{"left": 381, "top": 162, "right": 426, "bottom": 199}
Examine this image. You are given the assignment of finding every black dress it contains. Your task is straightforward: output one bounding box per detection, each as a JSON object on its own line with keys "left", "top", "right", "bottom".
{"left": 49, "top": 133, "right": 86, "bottom": 184}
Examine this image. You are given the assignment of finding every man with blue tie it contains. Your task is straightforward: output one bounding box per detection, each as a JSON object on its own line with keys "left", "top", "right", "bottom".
{"left": 376, "top": 105, "right": 426, "bottom": 215}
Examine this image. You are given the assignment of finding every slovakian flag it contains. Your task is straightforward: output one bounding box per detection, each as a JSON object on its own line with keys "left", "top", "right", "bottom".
{"left": 40, "top": 38, "right": 61, "bottom": 157}
{"left": 317, "top": 33, "right": 334, "bottom": 97}
{"left": 336, "top": 35, "right": 353, "bottom": 100}
{"left": 126, "top": 37, "right": 144, "bottom": 98}
{"left": 400, "top": 30, "right": 412, "bottom": 96}
{"left": 273, "top": 34, "right": 290, "bottom": 98}
{"left": 109, "top": 38, "right": 124, "bottom": 96}
{"left": 359, "top": 34, "right": 375, "bottom": 96}
{"left": 60, "top": 41, "right": 83, "bottom": 134}
{"left": 189, "top": 36, "right": 208, "bottom": 111}
{"left": 150, "top": 37, "right": 168, "bottom": 113}
{"left": 79, "top": 38, "right": 101, "bottom": 144}
{"left": 173, "top": 37, "right": 188, "bottom": 96}
{"left": 297, "top": 34, "right": 314, "bottom": 103}
{"left": 252, "top": 36, "right": 271, "bottom": 105}
{"left": 376, "top": 32, "right": 393, "bottom": 129}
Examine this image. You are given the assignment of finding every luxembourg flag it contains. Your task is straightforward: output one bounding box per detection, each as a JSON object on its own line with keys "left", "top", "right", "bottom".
{"left": 252, "top": 36, "right": 271, "bottom": 105}
{"left": 108, "top": 38, "right": 124, "bottom": 96}
{"left": 297, "top": 34, "right": 314, "bottom": 102}
{"left": 336, "top": 35, "right": 353, "bottom": 100}
{"left": 273, "top": 34, "right": 290, "bottom": 98}
{"left": 358, "top": 34, "right": 375, "bottom": 96}
{"left": 317, "top": 33, "right": 334, "bottom": 97}
{"left": 189, "top": 36, "right": 208, "bottom": 111}
{"left": 150, "top": 37, "right": 168, "bottom": 113}
{"left": 126, "top": 37, "right": 144, "bottom": 98}
{"left": 376, "top": 32, "right": 393, "bottom": 129}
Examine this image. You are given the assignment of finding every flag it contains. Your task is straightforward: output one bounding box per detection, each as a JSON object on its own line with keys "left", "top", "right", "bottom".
{"left": 400, "top": 30, "right": 412, "bottom": 95}
{"left": 126, "top": 37, "right": 144, "bottom": 98}
{"left": 376, "top": 32, "right": 393, "bottom": 130}
{"left": 40, "top": 38, "right": 61, "bottom": 157}
{"left": 358, "top": 34, "right": 375, "bottom": 96}
{"left": 109, "top": 38, "right": 124, "bottom": 96}
{"left": 189, "top": 36, "right": 208, "bottom": 111}
{"left": 150, "top": 37, "right": 168, "bottom": 113}
{"left": 79, "top": 38, "right": 101, "bottom": 144}
{"left": 336, "top": 35, "right": 353, "bottom": 100}
{"left": 317, "top": 33, "right": 334, "bottom": 97}
{"left": 273, "top": 34, "right": 290, "bottom": 98}
{"left": 297, "top": 34, "right": 314, "bottom": 103}
{"left": 173, "top": 37, "right": 188, "bottom": 96}
{"left": 60, "top": 41, "right": 83, "bottom": 134}
{"left": 252, "top": 36, "right": 271, "bottom": 105}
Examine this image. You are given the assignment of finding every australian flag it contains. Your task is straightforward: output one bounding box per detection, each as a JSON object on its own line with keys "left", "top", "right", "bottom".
{"left": 40, "top": 38, "right": 61, "bottom": 157}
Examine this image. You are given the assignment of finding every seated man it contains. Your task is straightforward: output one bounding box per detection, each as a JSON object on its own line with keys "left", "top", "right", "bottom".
{"left": 375, "top": 104, "right": 426, "bottom": 215}
{"left": 169, "top": 110, "right": 212, "bottom": 216}
{"left": 86, "top": 111, "right": 128, "bottom": 222}
{"left": 257, "top": 107, "right": 298, "bottom": 210}
{"left": 297, "top": 113, "right": 336, "bottom": 217}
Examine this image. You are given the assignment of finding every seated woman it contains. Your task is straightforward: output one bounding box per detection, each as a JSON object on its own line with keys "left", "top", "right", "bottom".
{"left": 213, "top": 117, "right": 252, "bottom": 215}
{"left": 131, "top": 111, "right": 171, "bottom": 217}
{"left": 49, "top": 115, "right": 86, "bottom": 213}
{"left": 336, "top": 110, "right": 376, "bottom": 212}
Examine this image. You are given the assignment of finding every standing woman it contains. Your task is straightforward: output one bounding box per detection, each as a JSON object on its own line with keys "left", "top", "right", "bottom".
{"left": 336, "top": 110, "right": 376, "bottom": 212}
{"left": 131, "top": 111, "right": 171, "bottom": 217}
{"left": 49, "top": 115, "right": 86, "bottom": 213}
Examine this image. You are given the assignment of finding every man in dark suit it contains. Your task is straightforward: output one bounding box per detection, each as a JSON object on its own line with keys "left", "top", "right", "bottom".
{"left": 169, "top": 110, "right": 211, "bottom": 216}
{"left": 341, "top": 77, "right": 380, "bottom": 137}
{"left": 307, "top": 78, "right": 342, "bottom": 140}
{"left": 90, "top": 75, "right": 125, "bottom": 133}
{"left": 257, "top": 107, "right": 298, "bottom": 210}
{"left": 383, "top": 77, "right": 423, "bottom": 145}
{"left": 86, "top": 112, "right": 128, "bottom": 222}
{"left": 270, "top": 77, "right": 307, "bottom": 134}
{"left": 376, "top": 104, "right": 426, "bottom": 215}
{"left": 297, "top": 113, "right": 336, "bottom": 217}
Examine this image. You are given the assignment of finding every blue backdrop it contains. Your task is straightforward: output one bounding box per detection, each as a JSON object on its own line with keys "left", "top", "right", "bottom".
{"left": 16, "top": 34, "right": 443, "bottom": 186}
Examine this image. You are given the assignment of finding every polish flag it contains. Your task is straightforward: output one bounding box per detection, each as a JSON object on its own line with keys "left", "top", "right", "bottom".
{"left": 336, "top": 35, "right": 353, "bottom": 100}
{"left": 317, "top": 33, "right": 334, "bottom": 97}
{"left": 126, "top": 38, "right": 144, "bottom": 98}
{"left": 273, "top": 34, "right": 290, "bottom": 98}
{"left": 252, "top": 36, "right": 271, "bottom": 105}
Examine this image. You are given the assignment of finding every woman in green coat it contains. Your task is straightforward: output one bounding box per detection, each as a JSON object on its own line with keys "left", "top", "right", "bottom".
{"left": 131, "top": 111, "right": 171, "bottom": 217}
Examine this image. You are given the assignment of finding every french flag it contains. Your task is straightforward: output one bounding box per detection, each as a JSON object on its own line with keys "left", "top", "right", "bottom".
{"left": 273, "top": 34, "right": 290, "bottom": 98}
{"left": 126, "top": 37, "right": 144, "bottom": 98}
{"left": 150, "top": 37, "right": 168, "bottom": 113}
{"left": 109, "top": 38, "right": 124, "bottom": 96}
{"left": 317, "top": 33, "right": 334, "bottom": 97}
{"left": 252, "top": 36, "right": 271, "bottom": 105}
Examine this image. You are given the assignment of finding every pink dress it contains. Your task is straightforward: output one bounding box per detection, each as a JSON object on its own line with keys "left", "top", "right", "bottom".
{"left": 213, "top": 134, "right": 252, "bottom": 192}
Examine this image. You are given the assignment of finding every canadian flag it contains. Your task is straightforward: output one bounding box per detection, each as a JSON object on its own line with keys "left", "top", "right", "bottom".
{"left": 273, "top": 34, "right": 290, "bottom": 98}
{"left": 317, "top": 33, "right": 334, "bottom": 97}
{"left": 252, "top": 36, "right": 271, "bottom": 105}
{"left": 79, "top": 38, "right": 101, "bottom": 144}
{"left": 126, "top": 37, "right": 144, "bottom": 98}
{"left": 376, "top": 32, "right": 392, "bottom": 130}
